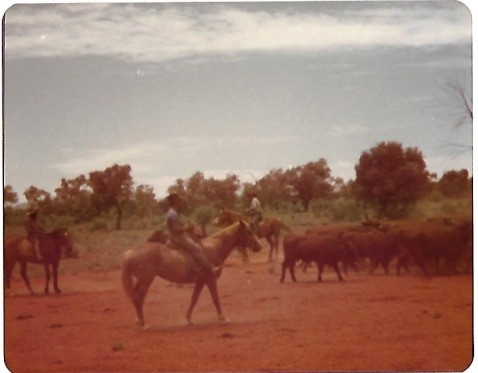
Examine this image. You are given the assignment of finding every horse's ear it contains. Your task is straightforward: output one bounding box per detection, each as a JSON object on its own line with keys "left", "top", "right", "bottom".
{"left": 239, "top": 219, "right": 246, "bottom": 228}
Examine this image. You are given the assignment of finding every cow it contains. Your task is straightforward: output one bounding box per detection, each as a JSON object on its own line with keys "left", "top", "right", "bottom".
{"left": 340, "top": 228, "right": 408, "bottom": 275}
{"left": 280, "top": 233, "right": 353, "bottom": 283}
{"left": 394, "top": 218, "right": 472, "bottom": 275}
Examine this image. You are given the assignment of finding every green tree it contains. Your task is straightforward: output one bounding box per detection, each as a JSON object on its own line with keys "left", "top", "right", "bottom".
{"left": 54, "top": 175, "right": 94, "bottom": 222}
{"left": 436, "top": 169, "right": 471, "bottom": 197}
{"left": 4, "top": 185, "right": 18, "bottom": 204}
{"left": 354, "top": 141, "right": 430, "bottom": 218}
{"left": 134, "top": 184, "right": 157, "bottom": 219}
{"left": 88, "top": 164, "right": 133, "bottom": 230}
{"left": 285, "top": 159, "right": 333, "bottom": 211}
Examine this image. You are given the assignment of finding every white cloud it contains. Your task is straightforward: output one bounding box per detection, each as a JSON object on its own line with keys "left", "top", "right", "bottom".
{"left": 5, "top": 2, "right": 470, "bottom": 63}
{"left": 329, "top": 124, "right": 368, "bottom": 137}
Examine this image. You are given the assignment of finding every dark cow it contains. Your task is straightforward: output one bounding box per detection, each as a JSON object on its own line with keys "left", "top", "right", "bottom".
{"left": 341, "top": 229, "right": 408, "bottom": 275}
{"left": 394, "top": 218, "right": 472, "bottom": 275}
{"left": 280, "top": 233, "right": 352, "bottom": 283}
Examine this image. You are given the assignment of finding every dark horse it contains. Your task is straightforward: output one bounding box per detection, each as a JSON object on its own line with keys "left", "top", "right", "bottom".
{"left": 122, "top": 220, "right": 262, "bottom": 328}
{"left": 5, "top": 228, "right": 74, "bottom": 295}
{"left": 213, "top": 208, "right": 291, "bottom": 262}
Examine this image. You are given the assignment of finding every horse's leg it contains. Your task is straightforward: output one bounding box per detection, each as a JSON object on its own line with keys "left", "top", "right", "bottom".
{"left": 43, "top": 263, "right": 51, "bottom": 295}
{"left": 133, "top": 275, "right": 155, "bottom": 328}
{"left": 186, "top": 279, "right": 206, "bottom": 325}
{"left": 19, "top": 261, "right": 35, "bottom": 294}
{"left": 205, "top": 278, "right": 228, "bottom": 323}
{"left": 266, "top": 236, "right": 274, "bottom": 262}
{"left": 5, "top": 260, "right": 15, "bottom": 291}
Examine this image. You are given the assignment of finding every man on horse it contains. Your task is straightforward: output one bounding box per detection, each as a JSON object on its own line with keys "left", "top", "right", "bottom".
{"left": 24, "top": 206, "right": 45, "bottom": 262}
{"left": 165, "top": 193, "right": 222, "bottom": 276}
{"left": 246, "top": 192, "right": 263, "bottom": 233}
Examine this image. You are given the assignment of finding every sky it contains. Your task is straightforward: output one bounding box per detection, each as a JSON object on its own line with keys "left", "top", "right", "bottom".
{"left": 3, "top": 1, "right": 473, "bottom": 203}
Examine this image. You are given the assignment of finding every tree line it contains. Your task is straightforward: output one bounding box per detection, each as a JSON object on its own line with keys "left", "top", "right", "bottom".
{"left": 4, "top": 141, "right": 471, "bottom": 229}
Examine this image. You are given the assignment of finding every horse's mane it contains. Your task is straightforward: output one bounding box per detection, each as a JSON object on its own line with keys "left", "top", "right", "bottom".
{"left": 210, "top": 221, "right": 245, "bottom": 239}
{"left": 222, "top": 209, "right": 248, "bottom": 220}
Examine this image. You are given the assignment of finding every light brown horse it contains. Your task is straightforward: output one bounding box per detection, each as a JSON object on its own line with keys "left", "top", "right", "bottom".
{"left": 4, "top": 228, "right": 74, "bottom": 295}
{"left": 213, "top": 208, "right": 291, "bottom": 262}
{"left": 122, "top": 220, "right": 261, "bottom": 328}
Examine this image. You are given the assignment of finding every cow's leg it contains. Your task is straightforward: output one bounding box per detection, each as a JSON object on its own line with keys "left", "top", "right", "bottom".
{"left": 317, "top": 261, "right": 324, "bottom": 282}
{"left": 52, "top": 261, "right": 61, "bottom": 293}
{"left": 19, "top": 261, "right": 35, "bottom": 294}
{"left": 368, "top": 258, "right": 380, "bottom": 275}
{"left": 289, "top": 262, "right": 297, "bottom": 282}
{"left": 280, "top": 261, "right": 288, "bottom": 283}
{"left": 332, "top": 263, "right": 344, "bottom": 281}
{"left": 206, "top": 279, "right": 228, "bottom": 323}
{"left": 186, "top": 279, "right": 206, "bottom": 324}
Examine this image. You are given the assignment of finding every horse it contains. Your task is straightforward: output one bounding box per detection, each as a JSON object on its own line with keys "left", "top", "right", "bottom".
{"left": 4, "top": 228, "right": 74, "bottom": 295}
{"left": 121, "top": 220, "right": 262, "bottom": 328}
{"left": 213, "top": 208, "right": 291, "bottom": 262}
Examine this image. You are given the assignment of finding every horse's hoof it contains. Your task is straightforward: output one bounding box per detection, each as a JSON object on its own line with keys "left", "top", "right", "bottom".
{"left": 135, "top": 319, "right": 145, "bottom": 327}
{"left": 219, "top": 315, "right": 231, "bottom": 324}
{"left": 142, "top": 324, "right": 151, "bottom": 331}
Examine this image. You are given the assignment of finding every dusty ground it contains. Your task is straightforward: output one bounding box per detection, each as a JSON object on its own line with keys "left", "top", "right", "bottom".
{"left": 4, "top": 248, "right": 473, "bottom": 373}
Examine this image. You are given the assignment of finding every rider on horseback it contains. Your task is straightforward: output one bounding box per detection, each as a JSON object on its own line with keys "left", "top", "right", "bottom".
{"left": 165, "top": 193, "right": 222, "bottom": 276}
{"left": 24, "top": 206, "right": 45, "bottom": 262}
{"left": 246, "top": 192, "right": 263, "bottom": 233}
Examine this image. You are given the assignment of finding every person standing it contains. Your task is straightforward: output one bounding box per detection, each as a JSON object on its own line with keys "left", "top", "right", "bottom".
{"left": 165, "top": 193, "right": 221, "bottom": 276}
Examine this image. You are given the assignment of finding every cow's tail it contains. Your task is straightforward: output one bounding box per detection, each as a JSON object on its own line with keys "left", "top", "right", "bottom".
{"left": 121, "top": 251, "right": 137, "bottom": 302}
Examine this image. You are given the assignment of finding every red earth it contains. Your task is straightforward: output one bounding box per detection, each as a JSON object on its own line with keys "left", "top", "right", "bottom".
{"left": 4, "top": 250, "right": 473, "bottom": 373}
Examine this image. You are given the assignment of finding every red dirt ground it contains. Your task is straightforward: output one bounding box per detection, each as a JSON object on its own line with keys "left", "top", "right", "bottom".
{"left": 4, "top": 251, "right": 473, "bottom": 373}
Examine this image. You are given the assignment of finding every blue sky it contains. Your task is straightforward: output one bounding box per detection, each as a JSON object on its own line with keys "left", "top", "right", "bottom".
{"left": 3, "top": 1, "right": 473, "bottom": 202}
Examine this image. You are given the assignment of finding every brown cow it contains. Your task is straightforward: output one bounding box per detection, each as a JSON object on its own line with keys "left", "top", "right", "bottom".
{"left": 280, "top": 233, "right": 352, "bottom": 283}
{"left": 394, "top": 218, "right": 472, "bottom": 275}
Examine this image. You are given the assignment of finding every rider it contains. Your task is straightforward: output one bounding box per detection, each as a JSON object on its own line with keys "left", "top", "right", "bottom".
{"left": 24, "top": 206, "right": 46, "bottom": 262}
{"left": 165, "top": 193, "right": 221, "bottom": 276}
{"left": 247, "top": 192, "right": 263, "bottom": 233}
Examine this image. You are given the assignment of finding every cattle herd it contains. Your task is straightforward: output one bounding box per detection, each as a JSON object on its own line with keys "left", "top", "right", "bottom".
{"left": 280, "top": 216, "right": 472, "bottom": 283}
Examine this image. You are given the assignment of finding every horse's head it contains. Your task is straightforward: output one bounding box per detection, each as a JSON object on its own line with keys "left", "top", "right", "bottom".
{"left": 236, "top": 220, "right": 262, "bottom": 252}
{"left": 54, "top": 228, "right": 75, "bottom": 257}
{"left": 213, "top": 209, "right": 229, "bottom": 226}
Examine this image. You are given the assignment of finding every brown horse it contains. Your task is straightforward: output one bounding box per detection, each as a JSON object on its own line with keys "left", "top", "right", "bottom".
{"left": 213, "top": 208, "right": 291, "bottom": 262}
{"left": 5, "top": 228, "right": 74, "bottom": 295}
{"left": 122, "top": 220, "right": 261, "bottom": 328}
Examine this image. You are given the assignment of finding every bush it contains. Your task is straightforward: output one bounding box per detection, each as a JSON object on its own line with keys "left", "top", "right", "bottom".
{"left": 90, "top": 217, "right": 109, "bottom": 231}
{"left": 310, "top": 198, "right": 364, "bottom": 223}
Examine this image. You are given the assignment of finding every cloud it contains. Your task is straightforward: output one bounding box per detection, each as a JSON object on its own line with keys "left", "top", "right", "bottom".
{"left": 5, "top": 2, "right": 470, "bottom": 63}
{"left": 48, "top": 136, "right": 287, "bottom": 197}
{"left": 329, "top": 124, "right": 368, "bottom": 137}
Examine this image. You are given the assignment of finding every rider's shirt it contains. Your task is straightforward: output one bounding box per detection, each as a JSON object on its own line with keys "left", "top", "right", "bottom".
{"left": 250, "top": 197, "right": 261, "bottom": 212}
{"left": 166, "top": 208, "right": 186, "bottom": 243}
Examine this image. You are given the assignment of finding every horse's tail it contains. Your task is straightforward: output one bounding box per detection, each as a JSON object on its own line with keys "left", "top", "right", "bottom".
{"left": 121, "top": 251, "right": 137, "bottom": 302}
